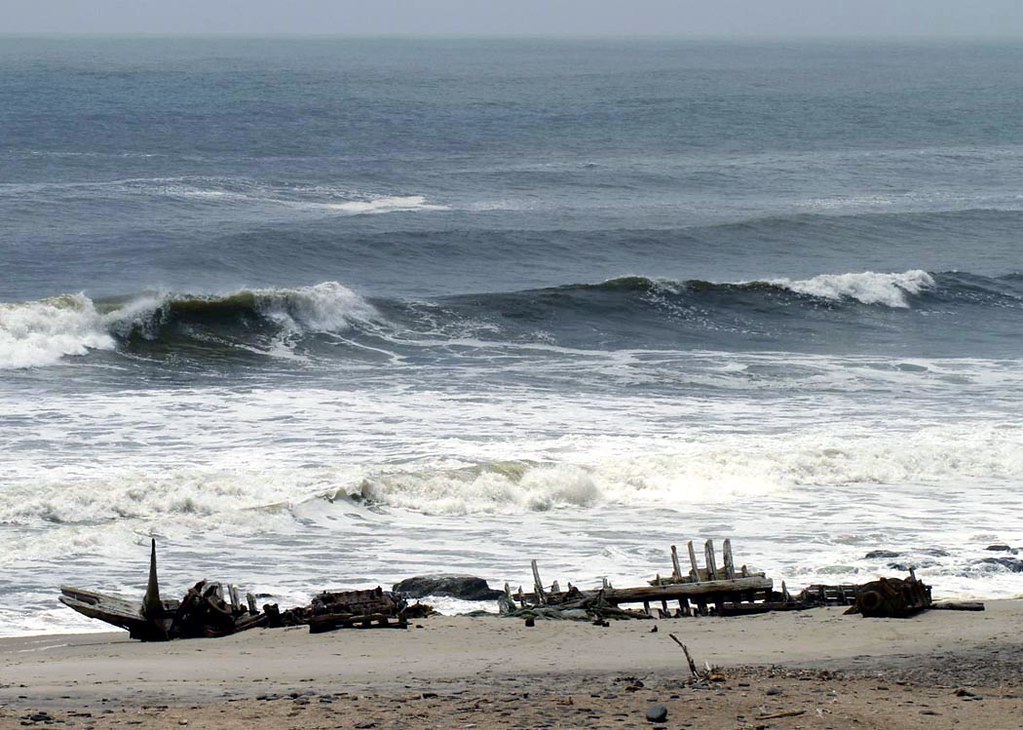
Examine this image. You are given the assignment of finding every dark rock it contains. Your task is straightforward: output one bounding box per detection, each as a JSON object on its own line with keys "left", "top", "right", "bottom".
{"left": 985, "top": 544, "right": 1015, "bottom": 553}
{"left": 766, "top": 688, "right": 783, "bottom": 696}
{"left": 524, "top": 617, "right": 535, "bottom": 627}
{"left": 976, "top": 557, "right": 1023, "bottom": 572}
{"left": 919, "top": 549, "right": 950, "bottom": 557}
{"left": 645, "top": 704, "right": 668, "bottom": 723}
{"left": 392, "top": 575, "right": 504, "bottom": 601}
{"left": 864, "top": 550, "right": 901, "bottom": 559}
{"left": 887, "top": 562, "right": 914, "bottom": 572}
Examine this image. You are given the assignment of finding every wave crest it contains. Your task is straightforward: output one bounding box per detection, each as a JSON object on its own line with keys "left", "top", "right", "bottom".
{"left": 769, "top": 270, "right": 935, "bottom": 307}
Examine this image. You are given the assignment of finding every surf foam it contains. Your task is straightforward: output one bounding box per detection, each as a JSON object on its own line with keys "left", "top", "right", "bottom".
{"left": 770, "top": 269, "right": 935, "bottom": 307}
{"left": 0, "top": 294, "right": 116, "bottom": 369}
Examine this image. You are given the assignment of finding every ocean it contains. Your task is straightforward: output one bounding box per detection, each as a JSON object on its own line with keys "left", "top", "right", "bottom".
{"left": 2, "top": 37, "right": 1022, "bottom": 635}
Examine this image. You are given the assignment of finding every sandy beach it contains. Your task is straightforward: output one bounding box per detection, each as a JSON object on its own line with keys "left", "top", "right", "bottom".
{"left": 2, "top": 600, "right": 1022, "bottom": 728}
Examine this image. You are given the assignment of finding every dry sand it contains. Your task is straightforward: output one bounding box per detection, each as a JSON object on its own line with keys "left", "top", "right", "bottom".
{"left": 2, "top": 600, "right": 1022, "bottom": 728}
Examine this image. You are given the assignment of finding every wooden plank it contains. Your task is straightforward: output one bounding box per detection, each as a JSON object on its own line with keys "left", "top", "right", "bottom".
{"left": 671, "top": 545, "right": 683, "bottom": 581}
{"left": 531, "top": 560, "right": 546, "bottom": 605}
{"left": 516, "top": 575, "right": 772, "bottom": 605}
{"left": 704, "top": 540, "right": 718, "bottom": 580}
{"left": 687, "top": 541, "right": 700, "bottom": 582}
{"left": 722, "top": 539, "right": 736, "bottom": 580}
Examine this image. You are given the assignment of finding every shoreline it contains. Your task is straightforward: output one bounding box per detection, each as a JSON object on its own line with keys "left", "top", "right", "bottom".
{"left": 3, "top": 600, "right": 1022, "bottom": 727}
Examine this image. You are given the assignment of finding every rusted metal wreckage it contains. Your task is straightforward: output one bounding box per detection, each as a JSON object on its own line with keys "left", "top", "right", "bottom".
{"left": 59, "top": 540, "right": 411, "bottom": 641}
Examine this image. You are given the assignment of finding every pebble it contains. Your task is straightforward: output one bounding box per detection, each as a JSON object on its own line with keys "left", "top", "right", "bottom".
{"left": 645, "top": 704, "right": 668, "bottom": 723}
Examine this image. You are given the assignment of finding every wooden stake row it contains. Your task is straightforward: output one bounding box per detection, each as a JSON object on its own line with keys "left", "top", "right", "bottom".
{"left": 510, "top": 537, "right": 771, "bottom": 616}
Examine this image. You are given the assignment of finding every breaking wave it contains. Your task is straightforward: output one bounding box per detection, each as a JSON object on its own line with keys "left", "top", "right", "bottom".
{"left": 3, "top": 269, "right": 1021, "bottom": 369}
{"left": 0, "top": 283, "right": 380, "bottom": 369}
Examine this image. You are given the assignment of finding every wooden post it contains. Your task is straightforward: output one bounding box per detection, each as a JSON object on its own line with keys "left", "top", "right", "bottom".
{"left": 229, "top": 585, "right": 241, "bottom": 616}
{"left": 246, "top": 593, "right": 258, "bottom": 615}
{"left": 551, "top": 580, "right": 560, "bottom": 594}
{"left": 722, "top": 539, "right": 736, "bottom": 580}
{"left": 531, "top": 560, "right": 546, "bottom": 605}
{"left": 142, "top": 539, "right": 161, "bottom": 621}
{"left": 671, "top": 545, "right": 683, "bottom": 582}
{"left": 687, "top": 541, "right": 700, "bottom": 582}
{"left": 704, "top": 540, "right": 718, "bottom": 580}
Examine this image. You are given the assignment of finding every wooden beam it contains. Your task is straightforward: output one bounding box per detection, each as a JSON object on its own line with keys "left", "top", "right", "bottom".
{"left": 531, "top": 560, "right": 546, "bottom": 605}
{"left": 722, "top": 539, "right": 736, "bottom": 580}
{"left": 687, "top": 541, "right": 700, "bottom": 582}
{"left": 515, "top": 575, "right": 772, "bottom": 606}
{"left": 671, "top": 545, "right": 683, "bottom": 581}
{"left": 704, "top": 540, "right": 718, "bottom": 580}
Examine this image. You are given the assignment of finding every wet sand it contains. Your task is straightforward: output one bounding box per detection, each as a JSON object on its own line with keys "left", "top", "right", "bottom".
{"left": 2, "top": 601, "right": 1022, "bottom": 728}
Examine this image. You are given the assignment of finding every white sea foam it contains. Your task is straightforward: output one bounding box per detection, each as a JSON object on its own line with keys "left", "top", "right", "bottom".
{"left": 769, "top": 269, "right": 935, "bottom": 307}
{"left": 3, "top": 418, "right": 1021, "bottom": 530}
{"left": 254, "top": 281, "right": 382, "bottom": 333}
{"left": 2, "top": 375, "right": 1023, "bottom": 635}
{"left": 323, "top": 195, "right": 449, "bottom": 215}
{"left": 0, "top": 294, "right": 116, "bottom": 369}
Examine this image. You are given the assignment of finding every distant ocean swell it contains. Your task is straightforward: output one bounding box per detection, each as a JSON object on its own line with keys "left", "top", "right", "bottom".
{"left": 2, "top": 270, "right": 1021, "bottom": 369}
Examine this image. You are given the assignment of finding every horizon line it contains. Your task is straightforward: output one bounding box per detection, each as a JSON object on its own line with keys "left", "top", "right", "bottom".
{"left": 3, "top": 31, "right": 1023, "bottom": 41}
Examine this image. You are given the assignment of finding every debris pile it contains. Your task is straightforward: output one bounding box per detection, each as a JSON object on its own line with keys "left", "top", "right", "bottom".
{"left": 847, "top": 573, "right": 932, "bottom": 618}
{"left": 59, "top": 540, "right": 412, "bottom": 641}
{"left": 308, "top": 587, "right": 408, "bottom": 633}
{"left": 57, "top": 536, "right": 981, "bottom": 641}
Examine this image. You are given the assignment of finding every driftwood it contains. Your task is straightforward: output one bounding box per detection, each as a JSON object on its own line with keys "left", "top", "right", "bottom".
{"left": 500, "top": 589, "right": 650, "bottom": 622}
{"left": 932, "top": 600, "right": 985, "bottom": 611}
{"left": 668, "top": 633, "right": 699, "bottom": 677}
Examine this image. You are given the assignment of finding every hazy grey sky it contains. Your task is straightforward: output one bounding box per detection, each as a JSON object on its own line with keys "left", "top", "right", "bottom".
{"left": 5, "top": 1, "right": 1023, "bottom": 37}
